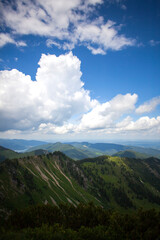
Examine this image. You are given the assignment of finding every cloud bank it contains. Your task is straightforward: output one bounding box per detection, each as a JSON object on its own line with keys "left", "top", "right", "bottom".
{"left": 0, "top": 0, "right": 135, "bottom": 54}
{"left": 0, "top": 52, "right": 159, "bottom": 139}
{"left": 0, "top": 52, "right": 96, "bottom": 131}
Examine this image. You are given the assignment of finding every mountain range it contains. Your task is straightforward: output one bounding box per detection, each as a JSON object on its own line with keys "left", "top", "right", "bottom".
{"left": 0, "top": 139, "right": 47, "bottom": 151}
{"left": 1, "top": 139, "right": 160, "bottom": 160}
{"left": 27, "top": 141, "right": 160, "bottom": 159}
{"left": 1, "top": 149, "right": 160, "bottom": 218}
{"left": 1, "top": 140, "right": 160, "bottom": 164}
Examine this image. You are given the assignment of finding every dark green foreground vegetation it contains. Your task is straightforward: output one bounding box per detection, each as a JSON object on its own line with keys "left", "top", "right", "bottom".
{"left": 1, "top": 151, "right": 160, "bottom": 239}
{"left": 1, "top": 203, "right": 160, "bottom": 240}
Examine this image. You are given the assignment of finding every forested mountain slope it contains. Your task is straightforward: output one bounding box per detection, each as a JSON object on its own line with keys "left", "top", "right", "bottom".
{"left": 1, "top": 152, "right": 160, "bottom": 217}
{"left": 0, "top": 152, "right": 100, "bottom": 216}
{"left": 78, "top": 155, "right": 160, "bottom": 210}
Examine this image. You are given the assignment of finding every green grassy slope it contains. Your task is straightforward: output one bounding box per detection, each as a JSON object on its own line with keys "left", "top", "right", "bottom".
{"left": 113, "top": 150, "right": 149, "bottom": 159}
{"left": 0, "top": 152, "right": 100, "bottom": 215}
{"left": 78, "top": 155, "right": 160, "bottom": 211}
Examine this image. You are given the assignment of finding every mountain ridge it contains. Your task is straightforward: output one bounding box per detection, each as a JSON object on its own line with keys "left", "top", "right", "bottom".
{"left": 1, "top": 139, "right": 160, "bottom": 160}
{"left": 28, "top": 141, "right": 160, "bottom": 159}
{"left": 26, "top": 142, "right": 100, "bottom": 160}
{"left": 1, "top": 151, "right": 160, "bottom": 216}
{"left": 0, "top": 139, "right": 48, "bottom": 151}
{"left": 0, "top": 152, "right": 101, "bottom": 217}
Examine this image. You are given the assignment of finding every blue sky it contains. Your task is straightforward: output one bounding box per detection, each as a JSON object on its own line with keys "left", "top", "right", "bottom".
{"left": 0, "top": 0, "right": 160, "bottom": 141}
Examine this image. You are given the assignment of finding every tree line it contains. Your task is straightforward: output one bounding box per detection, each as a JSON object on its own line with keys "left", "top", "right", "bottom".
{"left": 1, "top": 202, "right": 160, "bottom": 240}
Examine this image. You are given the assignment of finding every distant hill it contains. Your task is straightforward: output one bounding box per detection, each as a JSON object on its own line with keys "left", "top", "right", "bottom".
{"left": 113, "top": 150, "right": 149, "bottom": 159}
{"left": 0, "top": 145, "right": 48, "bottom": 162}
{"left": 70, "top": 142, "right": 127, "bottom": 155}
{"left": 128, "top": 146, "right": 160, "bottom": 158}
{"left": 0, "top": 146, "right": 20, "bottom": 162}
{"left": 27, "top": 142, "right": 99, "bottom": 160}
{"left": 70, "top": 142, "right": 160, "bottom": 158}
{"left": 118, "top": 140, "right": 160, "bottom": 150}
{"left": 1, "top": 139, "right": 160, "bottom": 159}
{"left": 27, "top": 141, "right": 160, "bottom": 160}
{"left": 0, "top": 139, "right": 48, "bottom": 151}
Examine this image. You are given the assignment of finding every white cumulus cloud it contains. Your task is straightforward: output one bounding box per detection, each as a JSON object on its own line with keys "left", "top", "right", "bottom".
{"left": 76, "top": 20, "right": 135, "bottom": 53}
{"left": 0, "top": 0, "right": 135, "bottom": 54}
{"left": 136, "top": 96, "right": 160, "bottom": 114}
{"left": 117, "top": 116, "right": 160, "bottom": 132}
{"left": 0, "top": 51, "right": 159, "bottom": 139}
{"left": 0, "top": 52, "right": 96, "bottom": 131}
{"left": 78, "top": 93, "right": 138, "bottom": 131}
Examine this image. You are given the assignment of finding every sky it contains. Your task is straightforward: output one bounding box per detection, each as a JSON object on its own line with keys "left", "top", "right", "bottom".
{"left": 0, "top": 0, "right": 160, "bottom": 142}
